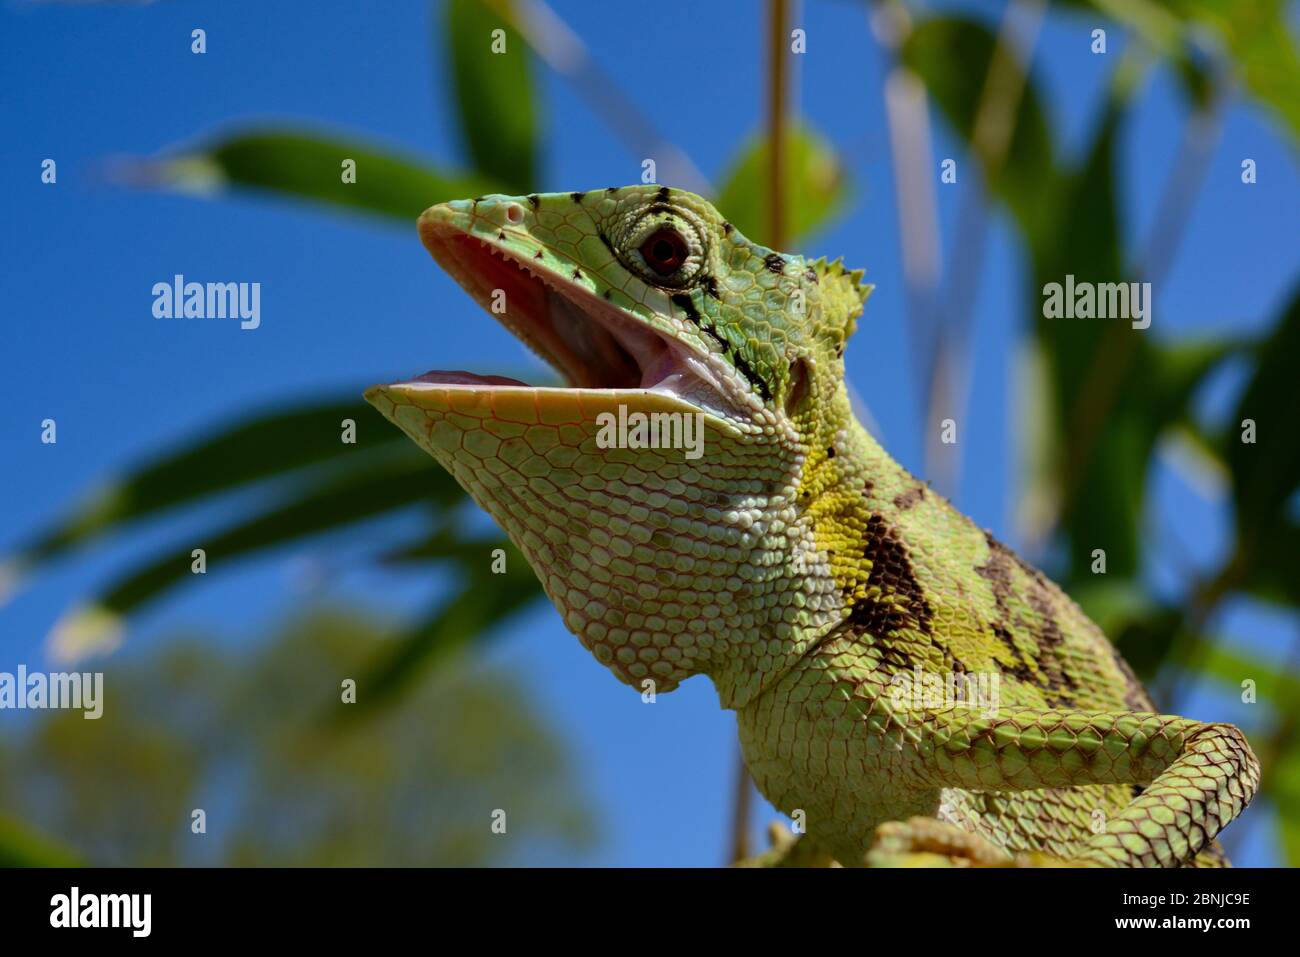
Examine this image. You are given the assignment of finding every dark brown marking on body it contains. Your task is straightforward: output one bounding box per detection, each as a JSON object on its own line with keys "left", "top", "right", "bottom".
{"left": 656, "top": 186, "right": 671, "bottom": 202}
{"left": 894, "top": 486, "right": 926, "bottom": 511}
{"left": 722, "top": 222, "right": 734, "bottom": 235}
{"left": 703, "top": 276, "right": 721, "bottom": 299}
{"left": 570, "top": 191, "right": 586, "bottom": 203}
{"left": 977, "top": 531, "right": 1080, "bottom": 701}
{"left": 846, "top": 514, "right": 935, "bottom": 642}
{"left": 975, "top": 531, "right": 1016, "bottom": 619}
{"left": 866, "top": 635, "right": 920, "bottom": 676}
{"left": 991, "top": 622, "right": 1039, "bottom": 686}
{"left": 764, "top": 253, "right": 785, "bottom": 274}
{"left": 527, "top": 194, "right": 540, "bottom": 209}
{"left": 998, "top": 536, "right": 1147, "bottom": 707}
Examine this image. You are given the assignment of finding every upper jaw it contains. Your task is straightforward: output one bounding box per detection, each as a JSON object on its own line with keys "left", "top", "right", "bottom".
{"left": 391, "top": 198, "right": 755, "bottom": 423}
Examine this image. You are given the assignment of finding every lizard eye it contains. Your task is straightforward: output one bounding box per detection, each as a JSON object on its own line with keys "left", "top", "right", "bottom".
{"left": 615, "top": 206, "right": 706, "bottom": 286}
{"left": 640, "top": 228, "right": 689, "bottom": 276}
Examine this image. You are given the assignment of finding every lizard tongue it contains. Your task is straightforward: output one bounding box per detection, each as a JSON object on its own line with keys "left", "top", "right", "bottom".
{"left": 409, "top": 370, "right": 532, "bottom": 387}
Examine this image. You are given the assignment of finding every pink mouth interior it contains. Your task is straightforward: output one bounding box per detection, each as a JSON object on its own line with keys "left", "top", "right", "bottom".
{"left": 405, "top": 226, "right": 748, "bottom": 423}
{"left": 421, "top": 232, "right": 673, "bottom": 390}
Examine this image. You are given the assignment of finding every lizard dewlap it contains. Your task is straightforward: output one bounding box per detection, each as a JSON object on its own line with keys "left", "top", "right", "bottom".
{"left": 366, "top": 186, "right": 1258, "bottom": 868}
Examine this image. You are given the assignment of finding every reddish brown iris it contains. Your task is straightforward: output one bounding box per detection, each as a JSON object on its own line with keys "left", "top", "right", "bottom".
{"left": 639, "top": 227, "right": 689, "bottom": 276}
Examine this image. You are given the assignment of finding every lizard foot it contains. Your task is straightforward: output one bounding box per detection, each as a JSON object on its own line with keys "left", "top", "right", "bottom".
{"left": 865, "top": 817, "right": 1018, "bottom": 868}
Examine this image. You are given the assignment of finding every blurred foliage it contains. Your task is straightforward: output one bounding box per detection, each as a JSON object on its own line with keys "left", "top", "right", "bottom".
{"left": 900, "top": 14, "right": 1060, "bottom": 246}
{"left": 715, "top": 124, "right": 848, "bottom": 246}
{"left": 0, "top": 608, "right": 594, "bottom": 866}
{"left": 3, "top": 0, "right": 1298, "bottom": 863}
{"left": 444, "top": 0, "right": 538, "bottom": 191}
{"left": 0, "top": 814, "right": 82, "bottom": 868}
{"left": 130, "top": 130, "right": 497, "bottom": 223}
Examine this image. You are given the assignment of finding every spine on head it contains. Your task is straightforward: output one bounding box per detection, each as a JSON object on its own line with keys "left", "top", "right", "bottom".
{"left": 807, "top": 257, "right": 872, "bottom": 355}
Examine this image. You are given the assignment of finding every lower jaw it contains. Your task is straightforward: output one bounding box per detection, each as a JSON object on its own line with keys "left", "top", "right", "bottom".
{"left": 365, "top": 377, "right": 711, "bottom": 423}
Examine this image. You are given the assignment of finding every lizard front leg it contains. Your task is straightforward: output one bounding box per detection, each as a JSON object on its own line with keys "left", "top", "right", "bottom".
{"left": 913, "top": 707, "right": 1259, "bottom": 866}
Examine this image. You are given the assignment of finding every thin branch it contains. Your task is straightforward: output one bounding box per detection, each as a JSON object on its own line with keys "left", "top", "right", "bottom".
{"left": 503, "top": 0, "right": 712, "bottom": 195}
{"left": 727, "top": 747, "right": 755, "bottom": 864}
{"left": 767, "top": 0, "right": 790, "bottom": 246}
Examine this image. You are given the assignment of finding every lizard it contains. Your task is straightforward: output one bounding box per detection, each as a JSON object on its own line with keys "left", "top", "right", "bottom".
{"left": 365, "top": 185, "right": 1260, "bottom": 867}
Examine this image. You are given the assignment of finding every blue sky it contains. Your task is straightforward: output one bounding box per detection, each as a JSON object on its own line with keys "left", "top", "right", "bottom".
{"left": 2, "top": 0, "right": 1297, "bottom": 866}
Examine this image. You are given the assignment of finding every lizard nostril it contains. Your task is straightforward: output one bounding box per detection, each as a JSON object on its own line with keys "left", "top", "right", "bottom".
{"left": 504, "top": 203, "right": 525, "bottom": 225}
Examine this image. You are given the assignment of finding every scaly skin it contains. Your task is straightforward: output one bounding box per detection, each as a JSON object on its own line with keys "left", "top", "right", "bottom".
{"left": 366, "top": 186, "right": 1259, "bottom": 867}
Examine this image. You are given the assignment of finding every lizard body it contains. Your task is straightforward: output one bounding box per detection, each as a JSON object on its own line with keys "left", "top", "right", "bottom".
{"left": 366, "top": 186, "right": 1258, "bottom": 867}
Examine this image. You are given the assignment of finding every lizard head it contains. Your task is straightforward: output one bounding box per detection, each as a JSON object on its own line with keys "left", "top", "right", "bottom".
{"left": 366, "top": 186, "right": 871, "bottom": 701}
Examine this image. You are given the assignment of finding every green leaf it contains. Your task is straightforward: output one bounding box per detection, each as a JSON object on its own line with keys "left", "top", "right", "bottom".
{"left": 1270, "top": 737, "right": 1300, "bottom": 866}
{"left": 1237, "top": 518, "right": 1300, "bottom": 608}
{"left": 1113, "top": 604, "right": 1184, "bottom": 679}
{"left": 1147, "top": 336, "right": 1244, "bottom": 422}
{"left": 1227, "top": 284, "right": 1300, "bottom": 542}
{"left": 1069, "top": 578, "right": 1162, "bottom": 644}
{"left": 1080, "top": 0, "right": 1300, "bottom": 148}
{"left": 1187, "top": 0, "right": 1300, "bottom": 148}
{"left": 1031, "top": 96, "right": 1144, "bottom": 579}
{"left": 0, "top": 814, "right": 82, "bottom": 867}
{"left": 714, "top": 123, "right": 848, "bottom": 247}
{"left": 444, "top": 0, "right": 539, "bottom": 192}
{"left": 46, "top": 455, "right": 456, "bottom": 661}
{"left": 900, "top": 14, "right": 1059, "bottom": 247}
{"left": 123, "top": 129, "right": 497, "bottom": 221}
{"left": 7, "top": 399, "right": 406, "bottom": 571}
{"left": 1180, "top": 635, "right": 1300, "bottom": 705}
{"left": 340, "top": 540, "right": 542, "bottom": 719}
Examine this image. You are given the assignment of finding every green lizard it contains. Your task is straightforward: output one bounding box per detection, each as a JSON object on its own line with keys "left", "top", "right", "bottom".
{"left": 366, "top": 186, "right": 1259, "bottom": 867}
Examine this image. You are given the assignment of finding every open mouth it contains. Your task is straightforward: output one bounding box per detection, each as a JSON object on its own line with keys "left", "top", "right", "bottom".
{"left": 404, "top": 214, "right": 742, "bottom": 419}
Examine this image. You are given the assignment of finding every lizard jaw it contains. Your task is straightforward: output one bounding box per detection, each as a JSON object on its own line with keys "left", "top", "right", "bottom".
{"left": 387, "top": 201, "right": 745, "bottom": 422}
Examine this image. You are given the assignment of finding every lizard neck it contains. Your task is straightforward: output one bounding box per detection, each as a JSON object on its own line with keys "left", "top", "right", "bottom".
{"left": 806, "top": 409, "right": 935, "bottom": 617}
{"left": 708, "top": 389, "right": 934, "bottom": 710}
